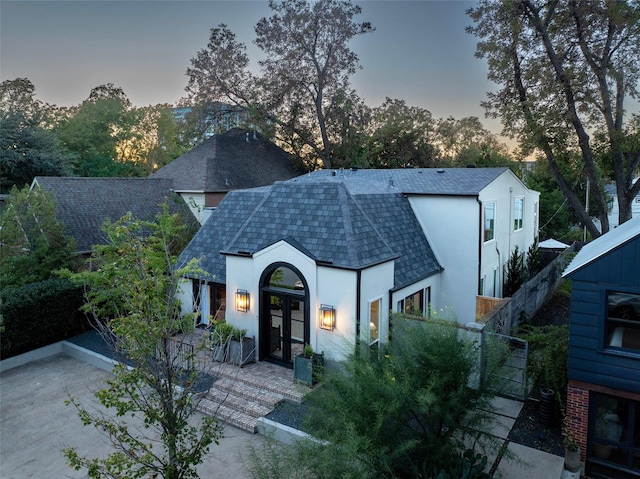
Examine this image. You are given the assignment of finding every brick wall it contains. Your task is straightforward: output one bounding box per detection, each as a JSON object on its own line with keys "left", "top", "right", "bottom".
{"left": 567, "top": 381, "right": 589, "bottom": 462}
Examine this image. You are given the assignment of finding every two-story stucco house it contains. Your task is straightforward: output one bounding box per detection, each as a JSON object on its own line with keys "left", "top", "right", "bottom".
{"left": 176, "top": 167, "right": 539, "bottom": 365}
{"left": 563, "top": 216, "right": 640, "bottom": 479}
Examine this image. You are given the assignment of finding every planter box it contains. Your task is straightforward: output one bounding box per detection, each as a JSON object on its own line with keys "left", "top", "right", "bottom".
{"left": 293, "top": 352, "right": 324, "bottom": 385}
{"left": 210, "top": 342, "right": 228, "bottom": 363}
{"left": 228, "top": 336, "right": 256, "bottom": 366}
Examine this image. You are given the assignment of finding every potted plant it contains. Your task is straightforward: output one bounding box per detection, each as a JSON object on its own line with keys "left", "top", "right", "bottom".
{"left": 209, "top": 321, "right": 233, "bottom": 362}
{"left": 228, "top": 327, "right": 256, "bottom": 366}
{"left": 562, "top": 421, "right": 581, "bottom": 473}
{"left": 293, "top": 344, "right": 324, "bottom": 385}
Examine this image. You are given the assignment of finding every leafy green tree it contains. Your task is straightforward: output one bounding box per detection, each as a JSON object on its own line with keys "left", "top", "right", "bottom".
{"left": 61, "top": 206, "right": 221, "bottom": 479}
{"left": 363, "top": 98, "right": 438, "bottom": 168}
{"left": 117, "top": 104, "right": 189, "bottom": 175}
{"left": 1, "top": 78, "right": 71, "bottom": 192}
{"left": 524, "top": 157, "right": 589, "bottom": 241}
{"left": 467, "top": 0, "right": 640, "bottom": 237}
{"left": 249, "top": 318, "right": 498, "bottom": 479}
{"left": 0, "top": 186, "right": 77, "bottom": 288}
{"left": 58, "top": 84, "right": 140, "bottom": 177}
{"left": 185, "top": 0, "right": 374, "bottom": 169}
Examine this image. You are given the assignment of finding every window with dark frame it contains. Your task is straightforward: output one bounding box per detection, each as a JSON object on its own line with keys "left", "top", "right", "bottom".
{"left": 605, "top": 291, "right": 640, "bottom": 353}
{"left": 587, "top": 393, "right": 640, "bottom": 477}
{"left": 484, "top": 202, "right": 496, "bottom": 242}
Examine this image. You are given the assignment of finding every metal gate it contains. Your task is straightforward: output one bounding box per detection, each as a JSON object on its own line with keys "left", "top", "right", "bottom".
{"left": 481, "top": 331, "right": 529, "bottom": 401}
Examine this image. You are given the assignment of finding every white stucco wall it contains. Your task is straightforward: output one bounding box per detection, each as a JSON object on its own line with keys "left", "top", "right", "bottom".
{"left": 478, "top": 170, "right": 539, "bottom": 299}
{"left": 316, "top": 266, "right": 358, "bottom": 361}
{"left": 175, "top": 277, "right": 196, "bottom": 318}
{"left": 178, "top": 192, "right": 206, "bottom": 224}
{"left": 223, "top": 240, "right": 396, "bottom": 362}
{"left": 408, "top": 170, "right": 539, "bottom": 323}
{"left": 360, "top": 261, "right": 395, "bottom": 346}
{"left": 409, "top": 195, "right": 480, "bottom": 324}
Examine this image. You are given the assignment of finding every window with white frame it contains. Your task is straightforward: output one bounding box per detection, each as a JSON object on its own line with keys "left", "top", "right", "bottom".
{"left": 514, "top": 197, "right": 524, "bottom": 231}
{"left": 369, "top": 298, "right": 381, "bottom": 344}
{"left": 484, "top": 202, "right": 496, "bottom": 242}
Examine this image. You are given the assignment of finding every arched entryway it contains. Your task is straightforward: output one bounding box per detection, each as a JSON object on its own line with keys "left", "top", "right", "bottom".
{"left": 260, "top": 263, "right": 310, "bottom": 366}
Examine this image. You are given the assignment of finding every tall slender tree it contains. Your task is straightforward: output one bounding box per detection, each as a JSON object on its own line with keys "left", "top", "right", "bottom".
{"left": 467, "top": 0, "right": 640, "bottom": 236}
{"left": 62, "top": 207, "right": 221, "bottom": 479}
{"left": 185, "top": 0, "right": 374, "bottom": 169}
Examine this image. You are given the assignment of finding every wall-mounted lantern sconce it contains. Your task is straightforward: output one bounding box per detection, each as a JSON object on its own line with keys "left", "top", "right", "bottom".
{"left": 320, "top": 304, "right": 336, "bottom": 331}
{"left": 235, "top": 289, "right": 250, "bottom": 312}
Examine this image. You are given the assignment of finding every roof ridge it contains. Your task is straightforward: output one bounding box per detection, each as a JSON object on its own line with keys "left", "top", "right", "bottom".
{"left": 338, "top": 186, "right": 396, "bottom": 266}
{"left": 223, "top": 187, "right": 273, "bottom": 251}
{"left": 204, "top": 134, "right": 219, "bottom": 188}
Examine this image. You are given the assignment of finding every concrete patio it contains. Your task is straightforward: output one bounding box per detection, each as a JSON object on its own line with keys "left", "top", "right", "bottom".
{"left": 0, "top": 344, "right": 567, "bottom": 479}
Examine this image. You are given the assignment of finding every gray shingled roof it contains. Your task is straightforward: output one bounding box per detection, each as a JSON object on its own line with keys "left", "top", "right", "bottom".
{"left": 34, "top": 177, "right": 197, "bottom": 253}
{"left": 150, "top": 128, "right": 304, "bottom": 192}
{"left": 178, "top": 178, "right": 442, "bottom": 289}
{"left": 290, "top": 167, "right": 511, "bottom": 195}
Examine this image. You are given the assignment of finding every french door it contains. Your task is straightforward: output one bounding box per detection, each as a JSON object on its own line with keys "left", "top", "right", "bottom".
{"left": 261, "top": 289, "right": 307, "bottom": 365}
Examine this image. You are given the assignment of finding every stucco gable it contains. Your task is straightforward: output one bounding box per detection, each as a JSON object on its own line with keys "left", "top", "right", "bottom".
{"left": 223, "top": 182, "right": 397, "bottom": 269}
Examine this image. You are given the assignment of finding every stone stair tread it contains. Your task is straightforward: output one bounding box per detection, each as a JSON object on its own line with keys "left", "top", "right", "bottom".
{"left": 212, "top": 376, "right": 284, "bottom": 408}
{"left": 205, "top": 388, "right": 274, "bottom": 417}
{"left": 198, "top": 397, "right": 258, "bottom": 433}
{"left": 214, "top": 363, "right": 306, "bottom": 403}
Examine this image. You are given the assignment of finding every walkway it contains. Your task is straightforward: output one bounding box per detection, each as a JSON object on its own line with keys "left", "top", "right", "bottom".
{"left": 481, "top": 396, "right": 565, "bottom": 478}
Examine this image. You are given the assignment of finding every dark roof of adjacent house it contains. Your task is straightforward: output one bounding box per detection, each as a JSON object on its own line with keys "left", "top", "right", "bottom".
{"left": 178, "top": 178, "right": 443, "bottom": 289}
{"left": 33, "top": 177, "right": 197, "bottom": 253}
{"left": 291, "top": 167, "right": 512, "bottom": 196}
{"left": 150, "top": 128, "right": 305, "bottom": 192}
{"left": 563, "top": 216, "right": 640, "bottom": 278}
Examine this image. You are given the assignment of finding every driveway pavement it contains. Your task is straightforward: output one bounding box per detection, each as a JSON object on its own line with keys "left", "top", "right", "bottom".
{"left": 0, "top": 354, "right": 263, "bottom": 479}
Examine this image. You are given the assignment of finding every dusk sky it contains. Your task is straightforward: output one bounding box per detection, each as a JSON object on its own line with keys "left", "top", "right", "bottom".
{"left": 1, "top": 1, "right": 504, "bottom": 136}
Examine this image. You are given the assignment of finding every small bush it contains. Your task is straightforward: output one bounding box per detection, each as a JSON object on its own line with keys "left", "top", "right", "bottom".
{"left": 0, "top": 278, "right": 88, "bottom": 359}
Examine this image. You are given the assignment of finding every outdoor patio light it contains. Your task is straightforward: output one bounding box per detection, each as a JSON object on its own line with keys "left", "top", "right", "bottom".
{"left": 320, "top": 304, "right": 336, "bottom": 331}
{"left": 235, "top": 289, "right": 250, "bottom": 312}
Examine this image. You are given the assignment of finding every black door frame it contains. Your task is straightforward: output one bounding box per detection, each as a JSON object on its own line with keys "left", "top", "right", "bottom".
{"left": 259, "top": 263, "right": 310, "bottom": 365}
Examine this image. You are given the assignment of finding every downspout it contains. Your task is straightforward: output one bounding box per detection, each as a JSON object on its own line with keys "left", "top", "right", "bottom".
{"left": 356, "top": 270, "right": 362, "bottom": 342}
{"left": 477, "top": 197, "right": 483, "bottom": 295}
{"left": 388, "top": 289, "right": 394, "bottom": 343}
{"left": 496, "top": 244, "right": 501, "bottom": 297}
{"left": 509, "top": 187, "right": 513, "bottom": 261}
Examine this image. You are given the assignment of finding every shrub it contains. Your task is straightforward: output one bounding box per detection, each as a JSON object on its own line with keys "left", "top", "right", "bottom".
{"left": 275, "top": 318, "right": 497, "bottom": 478}
{"left": 0, "top": 278, "right": 87, "bottom": 358}
{"left": 517, "top": 323, "right": 569, "bottom": 404}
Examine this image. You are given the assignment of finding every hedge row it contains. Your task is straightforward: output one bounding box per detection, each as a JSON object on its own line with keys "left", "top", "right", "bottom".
{"left": 1, "top": 278, "right": 89, "bottom": 359}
